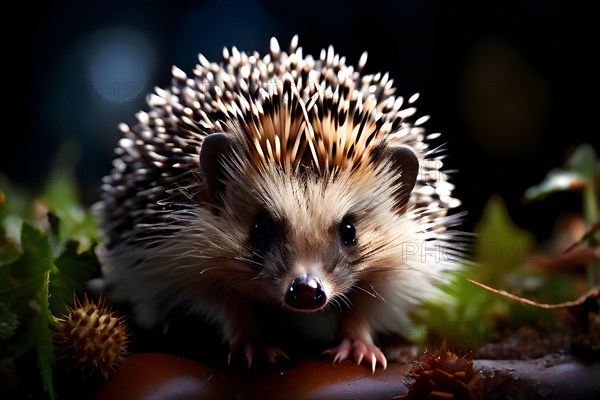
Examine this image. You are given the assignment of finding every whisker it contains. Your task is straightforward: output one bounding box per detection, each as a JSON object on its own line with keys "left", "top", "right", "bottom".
{"left": 199, "top": 267, "right": 220, "bottom": 275}
{"left": 352, "top": 283, "right": 385, "bottom": 302}
{"left": 337, "top": 293, "right": 352, "bottom": 309}
{"left": 325, "top": 297, "right": 343, "bottom": 314}
{"left": 223, "top": 274, "right": 261, "bottom": 293}
{"left": 235, "top": 256, "right": 265, "bottom": 269}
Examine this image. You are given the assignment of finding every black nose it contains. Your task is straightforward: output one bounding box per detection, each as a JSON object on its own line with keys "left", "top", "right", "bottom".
{"left": 285, "top": 274, "right": 327, "bottom": 311}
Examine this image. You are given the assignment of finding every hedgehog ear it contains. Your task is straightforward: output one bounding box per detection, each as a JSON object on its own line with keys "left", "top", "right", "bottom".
{"left": 383, "top": 145, "right": 419, "bottom": 212}
{"left": 199, "top": 133, "right": 236, "bottom": 203}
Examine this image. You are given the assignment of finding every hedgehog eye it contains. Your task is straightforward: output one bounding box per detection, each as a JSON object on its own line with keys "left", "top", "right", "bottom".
{"left": 250, "top": 211, "right": 275, "bottom": 245}
{"left": 339, "top": 217, "right": 357, "bottom": 246}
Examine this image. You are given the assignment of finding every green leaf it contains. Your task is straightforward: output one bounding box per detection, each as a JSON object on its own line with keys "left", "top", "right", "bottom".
{"left": 524, "top": 143, "right": 599, "bottom": 202}
{"left": 0, "top": 275, "right": 45, "bottom": 303}
{"left": 53, "top": 241, "right": 100, "bottom": 287}
{"left": 0, "top": 275, "right": 45, "bottom": 362}
{"left": 47, "top": 213, "right": 60, "bottom": 239}
{"left": 37, "top": 270, "right": 55, "bottom": 400}
{"left": 475, "top": 195, "right": 535, "bottom": 273}
{"left": 50, "top": 240, "right": 100, "bottom": 314}
{"left": 19, "top": 223, "right": 54, "bottom": 279}
{"left": 565, "top": 143, "right": 598, "bottom": 178}
{"left": 0, "top": 223, "right": 53, "bottom": 321}
{"left": 524, "top": 168, "right": 587, "bottom": 201}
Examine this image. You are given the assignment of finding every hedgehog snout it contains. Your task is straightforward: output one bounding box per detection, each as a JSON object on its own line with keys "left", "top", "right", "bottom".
{"left": 284, "top": 274, "right": 327, "bottom": 311}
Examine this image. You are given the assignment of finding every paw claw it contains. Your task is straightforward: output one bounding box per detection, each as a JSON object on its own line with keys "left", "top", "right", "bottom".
{"left": 244, "top": 343, "right": 256, "bottom": 369}
{"left": 381, "top": 355, "right": 388, "bottom": 370}
{"left": 371, "top": 354, "right": 376, "bottom": 374}
{"left": 267, "top": 347, "right": 289, "bottom": 365}
{"left": 328, "top": 338, "right": 352, "bottom": 364}
{"left": 320, "top": 349, "right": 333, "bottom": 357}
{"left": 229, "top": 340, "right": 288, "bottom": 367}
{"left": 356, "top": 353, "right": 364, "bottom": 366}
{"left": 325, "top": 338, "right": 387, "bottom": 372}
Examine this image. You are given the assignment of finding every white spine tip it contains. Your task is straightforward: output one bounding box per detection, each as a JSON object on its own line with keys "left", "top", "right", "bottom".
{"left": 136, "top": 111, "right": 149, "bottom": 124}
{"left": 290, "top": 35, "right": 299, "bottom": 51}
{"left": 270, "top": 37, "right": 280, "bottom": 55}
{"left": 408, "top": 92, "right": 420, "bottom": 104}
{"left": 171, "top": 65, "right": 187, "bottom": 80}
{"left": 231, "top": 46, "right": 240, "bottom": 60}
{"left": 198, "top": 53, "right": 210, "bottom": 67}
{"left": 148, "top": 93, "right": 166, "bottom": 106}
{"left": 358, "top": 51, "right": 368, "bottom": 69}
{"left": 415, "top": 115, "right": 431, "bottom": 126}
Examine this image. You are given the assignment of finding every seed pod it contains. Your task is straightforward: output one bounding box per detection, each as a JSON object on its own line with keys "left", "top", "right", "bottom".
{"left": 54, "top": 294, "right": 129, "bottom": 380}
{"left": 397, "top": 340, "right": 483, "bottom": 400}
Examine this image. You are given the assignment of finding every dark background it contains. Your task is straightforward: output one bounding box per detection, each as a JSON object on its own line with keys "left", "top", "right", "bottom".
{"left": 3, "top": 0, "right": 595, "bottom": 240}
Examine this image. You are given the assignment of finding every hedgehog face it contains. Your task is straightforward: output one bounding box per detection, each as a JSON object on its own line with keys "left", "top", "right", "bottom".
{"left": 203, "top": 137, "right": 413, "bottom": 312}
{"left": 243, "top": 205, "right": 355, "bottom": 312}
{"left": 243, "top": 171, "right": 370, "bottom": 312}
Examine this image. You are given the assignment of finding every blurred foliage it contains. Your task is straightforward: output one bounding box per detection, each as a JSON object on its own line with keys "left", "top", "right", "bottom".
{"left": 0, "top": 302, "right": 19, "bottom": 341}
{"left": 525, "top": 143, "right": 599, "bottom": 288}
{"left": 415, "top": 195, "right": 578, "bottom": 351}
{"left": 0, "top": 174, "right": 101, "bottom": 399}
{"left": 525, "top": 143, "right": 599, "bottom": 203}
{"left": 415, "top": 143, "right": 598, "bottom": 351}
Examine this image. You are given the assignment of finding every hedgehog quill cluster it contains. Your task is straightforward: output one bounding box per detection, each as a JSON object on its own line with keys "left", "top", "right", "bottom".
{"left": 96, "top": 36, "right": 464, "bottom": 371}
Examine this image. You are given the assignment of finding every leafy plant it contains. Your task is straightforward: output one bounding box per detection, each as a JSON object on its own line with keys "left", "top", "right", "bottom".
{"left": 0, "top": 178, "right": 101, "bottom": 399}
{"left": 525, "top": 143, "right": 600, "bottom": 288}
{"left": 416, "top": 195, "right": 577, "bottom": 351}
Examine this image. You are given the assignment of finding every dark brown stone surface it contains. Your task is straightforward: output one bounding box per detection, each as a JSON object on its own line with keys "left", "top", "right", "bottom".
{"left": 95, "top": 352, "right": 600, "bottom": 400}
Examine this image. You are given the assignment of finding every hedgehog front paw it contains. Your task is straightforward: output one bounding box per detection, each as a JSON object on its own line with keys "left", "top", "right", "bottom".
{"left": 228, "top": 339, "right": 289, "bottom": 368}
{"left": 323, "top": 338, "right": 388, "bottom": 373}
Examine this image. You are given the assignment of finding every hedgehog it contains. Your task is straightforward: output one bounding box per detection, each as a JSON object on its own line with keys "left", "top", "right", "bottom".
{"left": 95, "top": 36, "right": 464, "bottom": 372}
